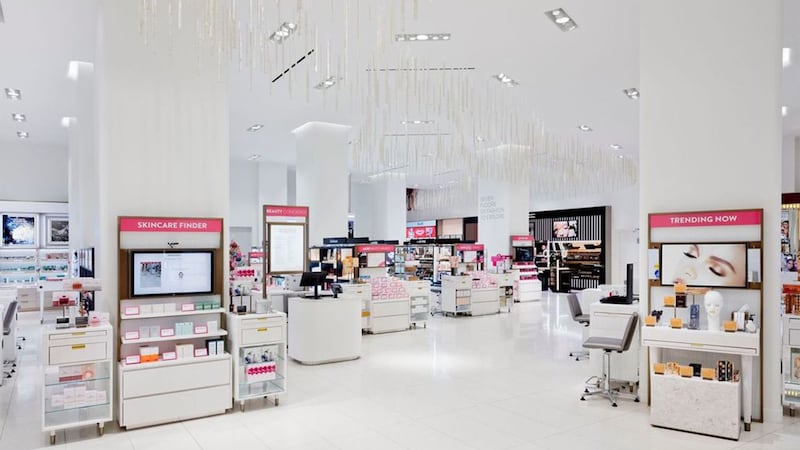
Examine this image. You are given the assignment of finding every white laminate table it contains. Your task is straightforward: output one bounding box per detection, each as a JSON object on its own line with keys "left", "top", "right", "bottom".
{"left": 287, "top": 296, "right": 361, "bottom": 365}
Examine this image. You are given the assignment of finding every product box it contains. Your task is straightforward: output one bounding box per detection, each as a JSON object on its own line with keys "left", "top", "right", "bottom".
{"left": 207, "top": 320, "right": 218, "bottom": 333}
{"left": 245, "top": 361, "right": 277, "bottom": 382}
{"left": 138, "top": 326, "right": 150, "bottom": 339}
{"left": 164, "top": 303, "right": 176, "bottom": 313}
{"left": 152, "top": 303, "right": 165, "bottom": 314}
{"left": 139, "top": 346, "right": 160, "bottom": 363}
{"left": 149, "top": 325, "right": 160, "bottom": 338}
{"left": 58, "top": 365, "right": 84, "bottom": 383}
{"left": 175, "top": 344, "right": 194, "bottom": 359}
{"left": 139, "top": 304, "right": 153, "bottom": 315}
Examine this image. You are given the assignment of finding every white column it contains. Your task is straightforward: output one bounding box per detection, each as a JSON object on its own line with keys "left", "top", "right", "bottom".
{"left": 350, "top": 182, "right": 374, "bottom": 238}
{"left": 782, "top": 136, "right": 796, "bottom": 193}
{"left": 640, "top": 0, "right": 781, "bottom": 421}
{"left": 67, "top": 62, "right": 98, "bottom": 251}
{"left": 257, "top": 162, "right": 288, "bottom": 244}
{"left": 479, "top": 180, "right": 530, "bottom": 260}
{"left": 293, "top": 122, "right": 350, "bottom": 245}
{"left": 367, "top": 173, "right": 406, "bottom": 242}
{"left": 95, "top": 0, "right": 230, "bottom": 315}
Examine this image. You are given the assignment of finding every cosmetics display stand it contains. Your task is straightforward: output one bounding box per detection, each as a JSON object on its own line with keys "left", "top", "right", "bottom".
{"left": 365, "top": 277, "right": 410, "bottom": 333}
{"left": 512, "top": 262, "right": 541, "bottom": 302}
{"left": 404, "top": 280, "right": 430, "bottom": 328}
{"left": 782, "top": 313, "right": 800, "bottom": 414}
{"left": 42, "top": 323, "right": 113, "bottom": 444}
{"left": 492, "top": 272, "right": 515, "bottom": 312}
{"left": 227, "top": 311, "right": 287, "bottom": 411}
{"left": 441, "top": 275, "right": 472, "bottom": 316}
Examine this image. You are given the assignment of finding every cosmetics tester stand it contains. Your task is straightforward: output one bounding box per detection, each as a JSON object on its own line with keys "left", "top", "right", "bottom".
{"left": 642, "top": 209, "right": 764, "bottom": 440}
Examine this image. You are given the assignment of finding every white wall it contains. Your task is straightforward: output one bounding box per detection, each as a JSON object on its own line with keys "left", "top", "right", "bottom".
{"left": 406, "top": 185, "right": 478, "bottom": 222}
{"left": 783, "top": 135, "right": 796, "bottom": 193}
{"left": 350, "top": 182, "right": 374, "bottom": 238}
{"left": 0, "top": 142, "right": 67, "bottom": 202}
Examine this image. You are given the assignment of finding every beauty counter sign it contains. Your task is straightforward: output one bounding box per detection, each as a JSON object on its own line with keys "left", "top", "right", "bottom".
{"left": 119, "top": 218, "right": 222, "bottom": 233}
{"left": 456, "top": 244, "right": 485, "bottom": 252}
{"left": 356, "top": 244, "right": 396, "bottom": 253}
{"left": 264, "top": 205, "right": 309, "bottom": 220}
{"left": 649, "top": 210, "right": 761, "bottom": 228}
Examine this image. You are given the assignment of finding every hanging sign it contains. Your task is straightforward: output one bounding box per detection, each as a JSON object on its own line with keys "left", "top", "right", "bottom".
{"left": 119, "top": 217, "right": 222, "bottom": 233}
{"left": 456, "top": 244, "right": 485, "bottom": 252}
{"left": 356, "top": 244, "right": 396, "bottom": 253}
{"left": 649, "top": 210, "right": 761, "bottom": 228}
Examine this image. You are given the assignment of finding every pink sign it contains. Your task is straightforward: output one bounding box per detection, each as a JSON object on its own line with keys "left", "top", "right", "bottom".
{"left": 119, "top": 217, "right": 222, "bottom": 233}
{"left": 264, "top": 205, "right": 309, "bottom": 218}
{"left": 406, "top": 226, "right": 437, "bottom": 239}
{"left": 356, "top": 244, "right": 396, "bottom": 253}
{"left": 510, "top": 235, "right": 533, "bottom": 241}
{"left": 649, "top": 210, "right": 761, "bottom": 228}
{"left": 456, "top": 244, "right": 485, "bottom": 252}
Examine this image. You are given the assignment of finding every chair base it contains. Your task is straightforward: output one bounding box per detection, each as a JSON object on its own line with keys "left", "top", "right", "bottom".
{"left": 569, "top": 350, "right": 589, "bottom": 361}
{"left": 581, "top": 379, "right": 639, "bottom": 407}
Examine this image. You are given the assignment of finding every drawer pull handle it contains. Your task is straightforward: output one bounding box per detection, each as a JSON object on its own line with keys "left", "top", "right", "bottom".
{"left": 71, "top": 344, "right": 86, "bottom": 350}
{"left": 71, "top": 332, "right": 86, "bottom": 336}
{"left": 257, "top": 328, "right": 268, "bottom": 332}
{"left": 256, "top": 318, "right": 267, "bottom": 321}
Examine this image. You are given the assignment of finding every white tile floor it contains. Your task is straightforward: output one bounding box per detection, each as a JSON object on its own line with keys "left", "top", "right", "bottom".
{"left": 2, "top": 292, "right": 799, "bottom": 449}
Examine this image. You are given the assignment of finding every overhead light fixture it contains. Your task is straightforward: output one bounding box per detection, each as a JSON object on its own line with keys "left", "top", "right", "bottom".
{"left": 11, "top": 113, "right": 26, "bottom": 122}
{"left": 476, "top": 136, "right": 485, "bottom": 142}
{"left": 493, "top": 73, "right": 519, "bottom": 87}
{"left": 578, "top": 125, "right": 593, "bottom": 132}
{"left": 395, "top": 33, "right": 451, "bottom": 42}
{"left": 17, "top": 131, "right": 29, "bottom": 139}
{"left": 783, "top": 106, "right": 788, "bottom": 117}
{"left": 401, "top": 120, "right": 433, "bottom": 125}
{"left": 618, "top": 155, "right": 624, "bottom": 159}
{"left": 784, "top": 48, "right": 792, "bottom": 68}
{"left": 269, "top": 22, "right": 298, "bottom": 43}
{"left": 246, "top": 124, "right": 264, "bottom": 132}
{"left": 247, "top": 154, "right": 262, "bottom": 161}
{"left": 314, "top": 76, "right": 340, "bottom": 90}
{"left": 610, "top": 144, "right": 622, "bottom": 150}
{"left": 61, "top": 117, "right": 74, "bottom": 128}
{"left": 5, "top": 88, "right": 21, "bottom": 100}
{"left": 545, "top": 8, "right": 578, "bottom": 32}
{"left": 67, "top": 61, "right": 92, "bottom": 81}
{"left": 623, "top": 88, "right": 639, "bottom": 100}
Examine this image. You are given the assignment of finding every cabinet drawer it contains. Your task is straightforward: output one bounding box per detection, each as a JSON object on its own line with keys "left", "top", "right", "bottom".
{"left": 790, "top": 329, "right": 800, "bottom": 346}
{"left": 49, "top": 330, "right": 108, "bottom": 341}
{"left": 122, "top": 358, "right": 230, "bottom": 399}
{"left": 49, "top": 342, "right": 108, "bottom": 365}
{"left": 240, "top": 316, "right": 284, "bottom": 330}
{"left": 372, "top": 300, "right": 409, "bottom": 317}
{"left": 241, "top": 326, "right": 283, "bottom": 345}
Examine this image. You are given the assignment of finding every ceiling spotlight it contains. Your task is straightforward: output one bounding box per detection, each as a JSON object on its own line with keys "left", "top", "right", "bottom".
{"left": 270, "top": 21, "right": 299, "bottom": 43}
{"left": 11, "top": 113, "right": 26, "bottom": 122}
{"left": 545, "top": 8, "right": 577, "bottom": 32}
{"left": 476, "top": 136, "right": 485, "bottom": 142}
{"left": 578, "top": 125, "right": 593, "bottom": 132}
{"left": 5, "top": 88, "right": 21, "bottom": 100}
{"left": 247, "top": 154, "right": 262, "bottom": 161}
{"left": 784, "top": 48, "right": 792, "bottom": 68}
{"left": 782, "top": 106, "right": 788, "bottom": 117}
{"left": 61, "top": 117, "right": 75, "bottom": 128}
{"left": 623, "top": 88, "right": 640, "bottom": 100}
{"left": 618, "top": 155, "right": 624, "bottom": 159}
{"left": 493, "top": 73, "right": 519, "bottom": 87}
{"left": 610, "top": 144, "right": 622, "bottom": 150}
{"left": 247, "top": 124, "right": 264, "bottom": 132}
{"left": 314, "top": 76, "right": 340, "bottom": 90}
{"left": 17, "top": 131, "right": 29, "bottom": 139}
{"left": 395, "top": 33, "right": 451, "bottom": 42}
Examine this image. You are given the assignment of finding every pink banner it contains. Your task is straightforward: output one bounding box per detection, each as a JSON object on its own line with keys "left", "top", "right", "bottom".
{"left": 510, "top": 235, "right": 533, "bottom": 241}
{"left": 119, "top": 217, "right": 222, "bottom": 232}
{"left": 406, "top": 226, "right": 436, "bottom": 239}
{"left": 649, "top": 210, "right": 761, "bottom": 228}
{"left": 263, "top": 205, "right": 309, "bottom": 218}
{"left": 356, "top": 244, "right": 396, "bottom": 253}
{"left": 456, "top": 244, "right": 485, "bottom": 252}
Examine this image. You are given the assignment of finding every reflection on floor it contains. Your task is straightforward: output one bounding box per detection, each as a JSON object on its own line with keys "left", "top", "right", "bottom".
{"left": 0, "top": 292, "right": 798, "bottom": 449}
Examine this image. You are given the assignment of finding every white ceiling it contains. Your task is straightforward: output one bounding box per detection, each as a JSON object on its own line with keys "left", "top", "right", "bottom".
{"left": 1, "top": 0, "right": 797, "bottom": 189}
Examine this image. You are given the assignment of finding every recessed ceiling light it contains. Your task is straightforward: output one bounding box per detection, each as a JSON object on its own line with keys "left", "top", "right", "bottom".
{"left": 618, "top": 155, "right": 624, "bottom": 159}
{"left": 493, "top": 73, "right": 519, "bottom": 87}
{"left": 476, "top": 136, "right": 485, "bottom": 142}
{"left": 784, "top": 48, "right": 792, "bottom": 68}
{"left": 545, "top": 8, "right": 578, "bottom": 32}
{"left": 247, "top": 124, "right": 264, "bottom": 132}
{"left": 610, "top": 144, "right": 622, "bottom": 150}
{"left": 782, "top": 106, "right": 788, "bottom": 117}
{"left": 578, "top": 125, "right": 593, "bottom": 132}
{"left": 270, "top": 21, "right": 299, "bottom": 43}
{"left": 11, "top": 113, "right": 26, "bottom": 122}
{"left": 61, "top": 117, "right": 73, "bottom": 127}
{"left": 5, "top": 88, "right": 21, "bottom": 100}
{"left": 248, "top": 154, "right": 262, "bottom": 161}
{"left": 314, "top": 76, "right": 340, "bottom": 90}
{"left": 395, "top": 33, "right": 450, "bottom": 42}
{"left": 623, "top": 88, "right": 640, "bottom": 100}
{"left": 17, "top": 131, "right": 29, "bottom": 139}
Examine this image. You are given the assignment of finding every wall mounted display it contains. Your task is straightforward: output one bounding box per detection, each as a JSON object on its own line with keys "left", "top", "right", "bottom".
{"left": 2, "top": 213, "right": 37, "bottom": 247}
{"left": 130, "top": 250, "right": 214, "bottom": 297}
{"left": 263, "top": 205, "right": 309, "bottom": 277}
{"left": 45, "top": 216, "right": 69, "bottom": 246}
{"left": 660, "top": 243, "right": 748, "bottom": 288}
{"left": 552, "top": 220, "right": 577, "bottom": 239}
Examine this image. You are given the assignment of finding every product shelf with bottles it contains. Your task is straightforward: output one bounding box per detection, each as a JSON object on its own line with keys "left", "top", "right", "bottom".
{"left": 226, "top": 311, "right": 287, "bottom": 411}
{"left": 42, "top": 323, "right": 113, "bottom": 445}
{"left": 0, "top": 249, "right": 38, "bottom": 286}
{"left": 512, "top": 262, "right": 541, "bottom": 302}
{"left": 404, "top": 280, "right": 430, "bottom": 328}
{"left": 783, "top": 313, "right": 800, "bottom": 415}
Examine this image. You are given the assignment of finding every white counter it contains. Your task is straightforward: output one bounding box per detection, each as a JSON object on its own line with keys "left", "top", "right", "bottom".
{"left": 288, "top": 296, "right": 361, "bottom": 365}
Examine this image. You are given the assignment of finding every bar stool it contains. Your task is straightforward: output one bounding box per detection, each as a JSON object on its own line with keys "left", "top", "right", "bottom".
{"left": 580, "top": 312, "right": 640, "bottom": 407}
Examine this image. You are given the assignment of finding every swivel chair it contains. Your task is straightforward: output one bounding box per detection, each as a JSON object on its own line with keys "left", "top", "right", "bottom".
{"left": 566, "top": 293, "right": 590, "bottom": 361}
{"left": 580, "top": 312, "right": 639, "bottom": 407}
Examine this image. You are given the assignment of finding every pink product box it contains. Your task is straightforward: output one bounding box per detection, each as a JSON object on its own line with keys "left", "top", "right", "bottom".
{"left": 245, "top": 362, "right": 277, "bottom": 383}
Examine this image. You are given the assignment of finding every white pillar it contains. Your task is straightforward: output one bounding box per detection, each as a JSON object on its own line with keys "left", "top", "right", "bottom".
{"left": 257, "top": 162, "right": 288, "bottom": 244}
{"left": 350, "top": 182, "right": 374, "bottom": 238}
{"left": 479, "top": 180, "right": 530, "bottom": 261}
{"left": 68, "top": 62, "right": 98, "bottom": 251}
{"left": 95, "top": 0, "right": 230, "bottom": 315}
{"left": 640, "top": 0, "right": 781, "bottom": 421}
{"left": 293, "top": 122, "right": 350, "bottom": 245}
{"left": 366, "top": 173, "right": 406, "bottom": 242}
{"left": 782, "top": 136, "right": 796, "bottom": 193}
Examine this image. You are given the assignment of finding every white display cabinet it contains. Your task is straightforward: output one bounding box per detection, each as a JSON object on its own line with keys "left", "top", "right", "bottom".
{"left": 38, "top": 249, "right": 71, "bottom": 282}
{"left": 42, "top": 323, "right": 113, "bottom": 445}
{"left": 340, "top": 283, "right": 372, "bottom": 330}
{"left": 404, "top": 280, "right": 430, "bottom": 328}
{"left": 226, "top": 312, "right": 287, "bottom": 411}
{"left": 492, "top": 272, "right": 516, "bottom": 312}
{"left": 470, "top": 287, "right": 500, "bottom": 316}
{"left": 0, "top": 249, "right": 38, "bottom": 287}
{"left": 117, "top": 294, "right": 231, "bottom": 429}
{"left": 441, "top": 275, "right": 472, "bottom": 315}
{"left": 783, "top": 314, "right": 800, "bottom": 415}
{"left": 371, "top": 297, "right": 410, "bottom": 333}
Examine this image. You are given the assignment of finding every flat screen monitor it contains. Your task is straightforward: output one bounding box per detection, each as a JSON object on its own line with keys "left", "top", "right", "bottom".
{"left": 131, "top": 250, "right": 213, "bottom": 297}
{"left": 552, "top": 220, "right": 578, "bottom": 239}
{"left": 300, "top": 271, "right": 328, "bottom": 299}
{"left": 660, "top": 243, "right": 747, "bottom": 288}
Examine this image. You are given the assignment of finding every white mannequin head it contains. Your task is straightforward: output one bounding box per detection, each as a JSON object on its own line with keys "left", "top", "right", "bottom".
{"left": 704, "top": 291, "right": 723, "bottom": 317}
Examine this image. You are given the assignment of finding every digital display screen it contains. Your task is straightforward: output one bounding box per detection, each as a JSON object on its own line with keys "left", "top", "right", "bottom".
{"left": 131, "top": 251, "right": 213, "bottom": 297}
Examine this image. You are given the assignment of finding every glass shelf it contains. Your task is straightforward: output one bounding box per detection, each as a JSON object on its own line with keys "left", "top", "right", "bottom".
{"left": 44, "top": 362, "right": 110, "bottom": 387}
{"left": 45, "top": 375, "right": 110, "bottom": 388}
{"left": 45, "top": 401, "right": 110, "bottom": 415}
{"left": 43, "top": 403, "right": 110, "bottom": 429}
{"left": 238, "top": 375, "right": 285, "bottom": 397}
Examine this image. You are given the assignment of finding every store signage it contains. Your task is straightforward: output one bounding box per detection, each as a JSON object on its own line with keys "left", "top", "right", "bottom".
{"left": 649, "top": 210, "right": 761, "bottom": 228}
{"left": 456, "top": 244, "right": 485, "bottom": 252}
{"left": 510, "top": 235, "right": 533, "bottom": 242}
{"left": 406, "top": 226, "right": 437, "bottom": 239}
{"left": 248, "top": 251, "right": 264, "bottom": 258}
{"left": 119, "top": 217, "right": 222, "bottom": 233}
{"left": 356, "top": 244, "right": 396, "bottom": 253}
{"left": 264, "top": 205, "right": 309, "bottom": 222}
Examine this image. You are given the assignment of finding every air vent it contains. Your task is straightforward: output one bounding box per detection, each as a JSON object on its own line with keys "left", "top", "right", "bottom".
{"left": 366, "top": 67, "right": 475, "bottom": 72}
{"left": 272, "top": 49, "right": 315, "bottom": 83}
